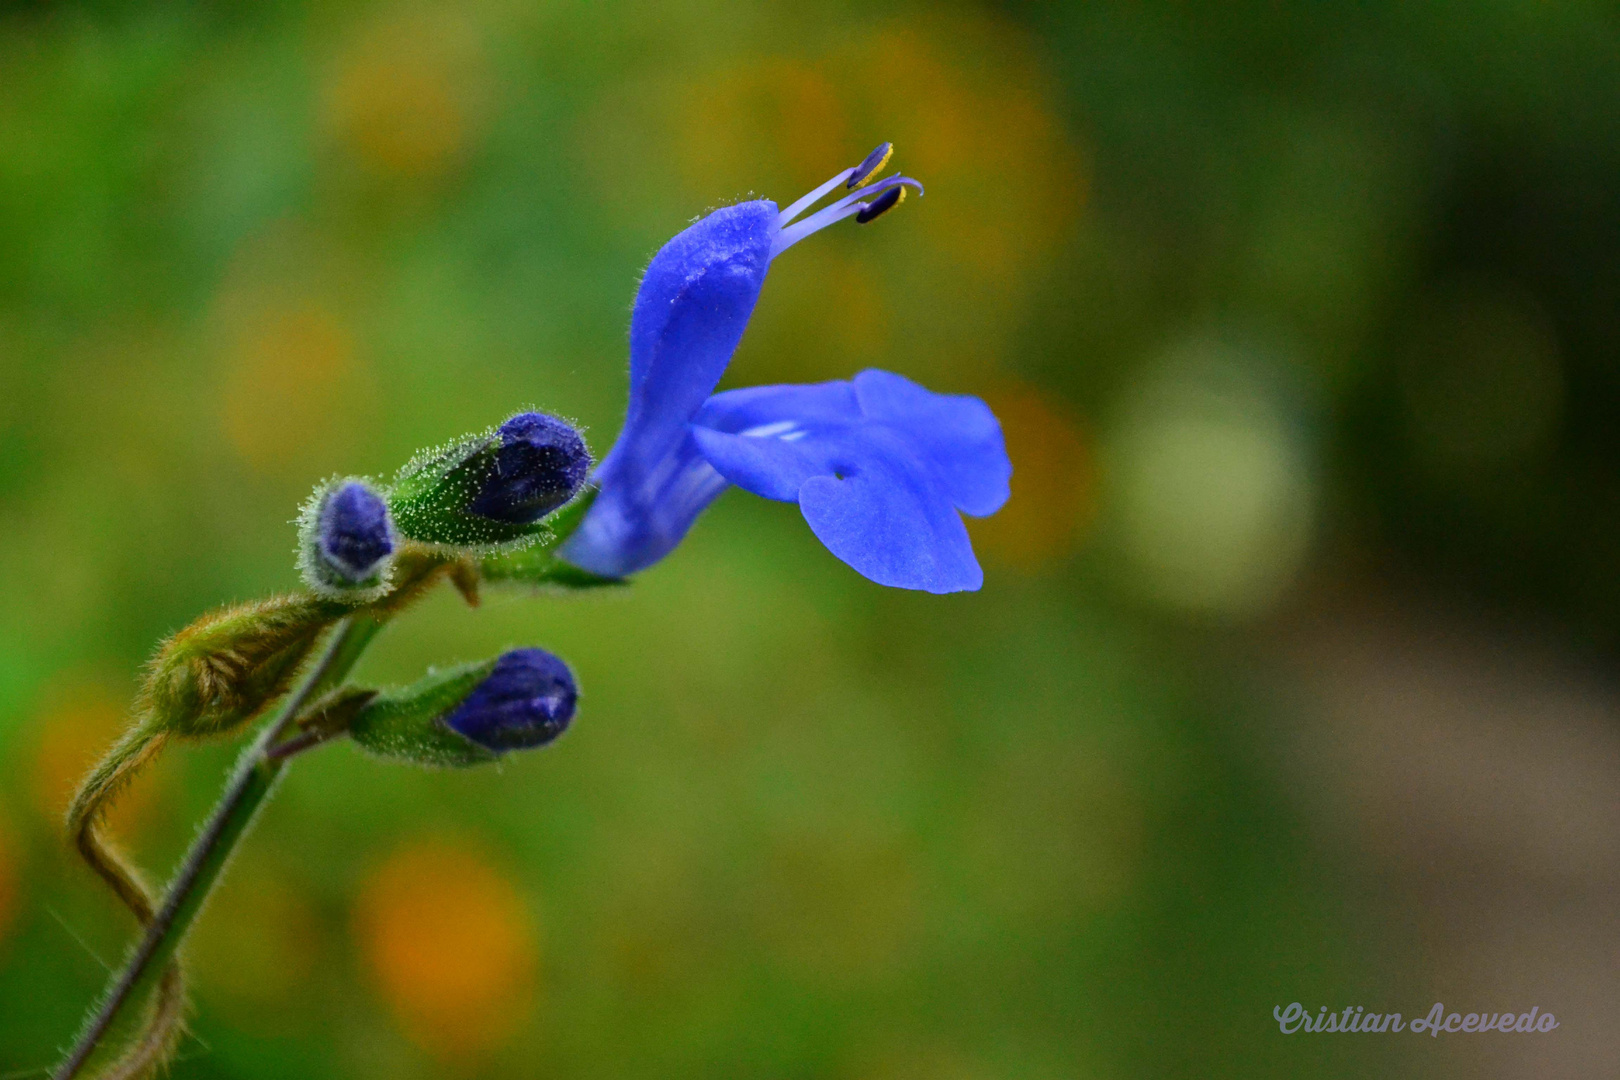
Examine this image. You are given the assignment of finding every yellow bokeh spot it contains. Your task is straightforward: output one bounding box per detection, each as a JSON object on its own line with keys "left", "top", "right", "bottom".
{"left": 676, "top": 57, "right": 851, "bottom": 198}
{"left": 970, "top": 385, "right": 1094, "bottom": 570}
{"left": 731, "top": 244, "right": 890, "bottom": 385}
{"left": 323, "top": 14, "right": 487, "bottom": 179}
{"left": 31, "top": 683, "right": 161, "bottom": 837}
{"left": 219, "top": 301, "right": 372, "bottom": 474}
{"left": 356, "top": 838, "right": 538, "bottom": 1062}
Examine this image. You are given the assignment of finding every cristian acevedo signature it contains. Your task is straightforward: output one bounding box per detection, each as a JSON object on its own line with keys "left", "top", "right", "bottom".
{"left": 1273, "top": 1003, "right": 1559, "bottom": 1035}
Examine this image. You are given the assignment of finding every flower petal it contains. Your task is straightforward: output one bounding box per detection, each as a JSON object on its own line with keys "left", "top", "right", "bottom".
{"left": 620, "top": 201, "right": 777, "bottom": 455}
{"left": 689, "top": 381, "right": 862, "bottom": 500}
{"left": 560, "top": 201, "right": 777, "bottom": 576}
{"left": 852, "top": 369, "right": 1010, "bottom": 516}
{"left": 696, "top": 379, "right": 862, "bottom": 434}
{"left": 689, "top": 425, "right": 817, "bottom": 502}
{"left": 797, "top": 429, "right": 982, "bottom": 593}
{"left": 693, "top": 418, "right": 983, "bottom": 593}
{"left": 559, "top": 432, "right": 728, "bottom": 577}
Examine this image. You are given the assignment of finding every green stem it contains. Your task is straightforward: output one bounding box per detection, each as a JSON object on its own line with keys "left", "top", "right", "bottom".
{"left": 52, "top": 613, "right": 383, "bottom": 1080}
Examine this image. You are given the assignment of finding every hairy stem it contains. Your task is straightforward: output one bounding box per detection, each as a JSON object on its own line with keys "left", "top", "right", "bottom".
{"left": 53, "top": 613, "right": 384, "bottom": 1080}
{"left": 67, "top": 727, "right": 170, "bottom": 925}
{"left": 61, "top": 728, "right": 183, "bottom": 1080}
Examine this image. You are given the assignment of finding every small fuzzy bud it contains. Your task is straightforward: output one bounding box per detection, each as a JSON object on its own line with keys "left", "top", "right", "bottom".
{"left": 347, "top": 648, "right": 578, "bottom": 767}
{"left": 388, "top": 412, "right": 592, "bottom": 552}
{"left": 297, "top": 478, "right": 396, "bottom": 602}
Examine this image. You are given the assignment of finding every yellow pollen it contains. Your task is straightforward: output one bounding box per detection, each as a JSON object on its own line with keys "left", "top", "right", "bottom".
{"left": 854, "top": 144, "right": 894, "bottom": 187}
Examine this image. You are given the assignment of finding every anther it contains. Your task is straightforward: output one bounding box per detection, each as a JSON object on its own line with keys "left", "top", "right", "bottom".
{"left": 855, "top": 185, "right": 905, "bottom": 224}
{"left": 846, "top": 142, "right": 894, "bottom": 189}
{"left": 771, "top": 175, "right": 923, "bottom": 257}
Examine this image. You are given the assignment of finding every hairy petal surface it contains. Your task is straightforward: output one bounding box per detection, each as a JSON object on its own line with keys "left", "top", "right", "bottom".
{"left": 561, "top": 201, "right": 777, "bottom": 576}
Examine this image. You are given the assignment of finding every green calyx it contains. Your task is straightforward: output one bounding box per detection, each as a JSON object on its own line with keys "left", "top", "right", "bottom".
{"left": 387, "top": 428, "right": 543, "bottom": 552}
{"left": 478, "top": 487, "right": 624, "bottom": 590}
{"left": 346, "top": 659, "right": 501, "bottom": 767}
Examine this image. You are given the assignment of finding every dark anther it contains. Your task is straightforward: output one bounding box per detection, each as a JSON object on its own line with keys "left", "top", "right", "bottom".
{"left": 847, "top": 142, "right": 894, "bottom": 188}
{"left": 855, "top": 186, "right": 904, "bottom": 224}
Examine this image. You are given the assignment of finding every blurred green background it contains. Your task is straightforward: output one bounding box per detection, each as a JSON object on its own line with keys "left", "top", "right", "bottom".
{"left": 3, "top": 1, "right": 1618, "bottom": 1077}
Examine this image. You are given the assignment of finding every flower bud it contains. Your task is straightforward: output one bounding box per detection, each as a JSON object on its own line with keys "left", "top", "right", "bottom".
{"left": 297, "top": 478, "right": 397, "bottom": 601}
{"left": 348, "top": 648, "right": 578, "bottom": 767}
{"left": 388, "top": 412, "right": 591, "bottom": 552}
{"left": 144, "top": 594, "right": 347, "bottom": 739}
{"left": 443, "top": 648, "right": 577, "bottom": 751}
{"left": 469, "top": 413, "right": 591, "bottom": 524}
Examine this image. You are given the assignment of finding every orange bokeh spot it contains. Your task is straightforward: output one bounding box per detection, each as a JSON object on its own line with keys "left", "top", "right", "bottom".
{"left": 0, "top": 815, "right": 17, "bottom": 949}
{"left": 677, "top": 57, "right": 851, "bottom": 198}
{"left": 970, "top": 385, "right": 1094, "bottom": 569}
{"left": 31, "top": 686, "right": 159, "bottom": 838}
{"left": 323, "top": 13, "right": 486, "bottom": 180}
{"left": 355, "top": 839, "right": 538, "bottom": 1062}
{"left": 854, "top": 22, "right": 1086, "bottom": 281}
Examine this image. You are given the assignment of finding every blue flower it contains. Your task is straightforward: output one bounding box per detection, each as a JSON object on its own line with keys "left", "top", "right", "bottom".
{"left": 559, "top": 144, "right": 926, "bottom": 577}
{"left": 557, "top": 144, "right": 1011, "bottom": 592}
{"left": 444, "top": 647, "right": 578, "bottom": 752}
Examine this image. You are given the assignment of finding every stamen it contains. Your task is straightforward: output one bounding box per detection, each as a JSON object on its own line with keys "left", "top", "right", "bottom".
{"left": 855, "top": 185, "right": 904, "bottom": 224}
{"left": 777, "top": 168, "right": 857, "bottom": 228}
{"left": 846, "top": 142, "right": 894, "bottom": 189}
{"left": 770, "top": 175, "right": 924, "bottom": 258}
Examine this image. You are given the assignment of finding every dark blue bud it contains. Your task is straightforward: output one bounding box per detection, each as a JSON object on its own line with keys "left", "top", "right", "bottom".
{"left": 298, "top": 477, "right": 398, "bottom": 601}
{"left": 443, "top": 647, "right": 577, "bottom": 752}
{"left": 389, "top": 413, "right": 592, "bottom": 551}
{"left": 320, "top": 481, "right": 395, "bottom": 581}
{"left": 468, "top": 412, "right": 591, "bottom": 525}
